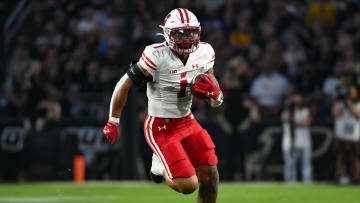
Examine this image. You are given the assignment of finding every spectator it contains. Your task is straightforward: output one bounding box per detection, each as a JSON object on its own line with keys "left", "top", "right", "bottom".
{"left": 22, "top": 60, "right": 55, "bottom": 128}
{"left": 224, "top": 56, "right": 253, "bottom": 92}
{"left": 229, "top": 12, "right": 253, "bottom": 49}
{"left": 282, "top": 93, "right": 313, "bottom": 183}
{"left": 35, "top": 21, "right": 63, "bottom": 48}
{"left": 6, "top": 46, "right": 31, "bottom": 80}
{"left": 250, "top": 63, "right": 288, "bottom": 116}
{"left": 332, "top": 84, "right": 360, "bottom": 184}
{"left": 323, "top": 64, "right": 342, "bottom": 97}
{"left": 77, "top": 7, "right": 97, "bottom": 34}
{"left": 306, "top": 0, "right": 336, "bottom": 28}
{"left": 2, "top": 66, "right": 27, "bottom": 116}
{"left": 283, "top": 39, "right": 307, "bottom": 78}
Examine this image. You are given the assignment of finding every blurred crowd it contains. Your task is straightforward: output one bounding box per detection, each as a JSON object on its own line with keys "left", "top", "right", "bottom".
{"left": 2, "top": 0, "right": 360, "bottom": 126}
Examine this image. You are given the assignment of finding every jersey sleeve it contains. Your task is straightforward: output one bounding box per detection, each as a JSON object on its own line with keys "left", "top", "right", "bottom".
{"left": 138, "top": 46, "right": 159, "bottom": 80}
{"left": 203, "top": 43, "right": 215, "bottom": 73}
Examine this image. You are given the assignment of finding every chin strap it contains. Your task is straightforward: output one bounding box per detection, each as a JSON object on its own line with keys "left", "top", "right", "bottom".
{"left": 209, "top": 92, "right": 223, "bottom": 108}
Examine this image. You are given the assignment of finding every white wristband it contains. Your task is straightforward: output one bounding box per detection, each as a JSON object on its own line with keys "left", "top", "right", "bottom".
{"left": 210, "top": 92, "right": 223, "bottom": 108}
{"left": 109, "top": 117, "right": 120, "bottom": 124}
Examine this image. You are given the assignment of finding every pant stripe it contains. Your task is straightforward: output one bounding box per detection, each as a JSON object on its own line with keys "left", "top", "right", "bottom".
{"left": 145, "top": 116, "right": 173, "bottom": 179}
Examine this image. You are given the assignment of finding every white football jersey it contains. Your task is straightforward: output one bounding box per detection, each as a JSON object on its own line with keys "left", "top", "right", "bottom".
{"left": 335, "top": 101, "right": 360, "bottom": 142}
{"left": 138, "top": 42, "right": 215, "bottom": 118}
{"left": 294, "top": 107, "right": 311, "bottom": 148}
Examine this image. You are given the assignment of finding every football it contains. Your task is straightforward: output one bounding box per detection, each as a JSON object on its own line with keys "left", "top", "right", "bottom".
{"left": 190, "top": 74, "right": 208, "bottom": 99}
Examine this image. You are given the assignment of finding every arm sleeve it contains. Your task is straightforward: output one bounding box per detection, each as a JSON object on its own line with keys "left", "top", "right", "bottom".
{"left": 203, "top": 44, "right": 215, "bottom": 73}
{"left": 138, "top": 46, "right": 158, "bottom": 79}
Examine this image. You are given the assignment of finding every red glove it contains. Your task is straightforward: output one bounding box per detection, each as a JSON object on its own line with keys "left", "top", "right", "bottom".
{"left": 193, "top": 74, "right": 220, "bottom": 100}
{"left": 103, "top": 120, "right": 119, "bottom": 144}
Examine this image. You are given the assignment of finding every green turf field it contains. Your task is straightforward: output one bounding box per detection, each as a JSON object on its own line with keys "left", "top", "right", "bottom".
{"left": 0, "top": 182, "right": 359, "bottom": 203}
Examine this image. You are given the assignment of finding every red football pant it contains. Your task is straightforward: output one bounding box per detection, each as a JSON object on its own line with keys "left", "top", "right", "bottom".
{"left": 144, "top": 113, "right": 218, "bottom": 179}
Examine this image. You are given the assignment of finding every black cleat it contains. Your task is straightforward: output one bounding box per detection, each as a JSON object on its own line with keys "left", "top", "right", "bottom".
{"left": 150, "top": 171, "right": 163, "bottom": 184}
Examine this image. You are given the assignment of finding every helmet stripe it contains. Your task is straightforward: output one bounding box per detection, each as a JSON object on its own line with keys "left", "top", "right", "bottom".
{"left": 163, "top": 13, "right": 171, "bottom": 26}
{"left": 183, "top": 8, "right": 189, "bottom": 23}
{"left": 176, "top": 8, "right": 184, "bottom": 23}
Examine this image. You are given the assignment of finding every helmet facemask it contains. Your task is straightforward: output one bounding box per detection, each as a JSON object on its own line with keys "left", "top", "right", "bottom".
{"left": 167, "top": 27, "right": 200, "bottom": 54}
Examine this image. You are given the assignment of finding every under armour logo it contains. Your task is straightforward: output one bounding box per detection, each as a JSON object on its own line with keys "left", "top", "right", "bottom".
{"left": 192, "top": 64, "right": 199, "bottom": 69}
{"left": 207, "top": 92, "right": 214, "bottom": 96}
{"left": 158, "top": 125, "right": 167, "bottom": 131}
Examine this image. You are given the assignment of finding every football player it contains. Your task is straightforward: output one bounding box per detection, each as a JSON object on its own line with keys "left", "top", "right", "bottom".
{"left": 103, "top": 8, "right": 223, "bottom": 202}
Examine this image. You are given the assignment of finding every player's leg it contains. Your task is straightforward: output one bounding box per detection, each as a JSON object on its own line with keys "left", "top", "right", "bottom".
{"left": 182, "top": 120, "right": 219, "bottom": 203}
{"left": 163, "top": 173, "right": 198, "bottom": 194}
{"left": 144, "top": 116, "right": 198, "bottom": 194}
{"left": 153, "top": 141, "right": 199, "bottom": 194}
{"left": 150, "top": 152, "right": 198, "bottom": 194}
{"left": 196, "top": 165, "right": 219, "bottom": 203}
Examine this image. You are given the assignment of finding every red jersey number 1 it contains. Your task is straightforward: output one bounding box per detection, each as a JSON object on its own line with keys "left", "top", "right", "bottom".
{"left": 177, "top": 80, "right": 187, "bottom": 98}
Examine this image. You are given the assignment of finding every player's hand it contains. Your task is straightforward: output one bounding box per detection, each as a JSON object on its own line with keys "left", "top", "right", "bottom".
{"left": 193, "top": 74, "right": 220, "bottom": 100}
{"left": 103, "top": 120, "right": 119, "bottom": 144}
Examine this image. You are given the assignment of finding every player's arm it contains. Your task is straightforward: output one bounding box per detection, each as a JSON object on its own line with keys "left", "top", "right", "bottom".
{"left": 193, "top": 67, "right": 223, "bottom": 108}
{"left": 206, "top": 68, "right": 222, "bottom": 93}
{"left": 103, "top": 63, "right": 152, "bottom": 144}
{"left": 192, "top": 43, "right": 223, "bottom": 107}
{"left": 109, "top": 76, "right": 134, "bottom": 119}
